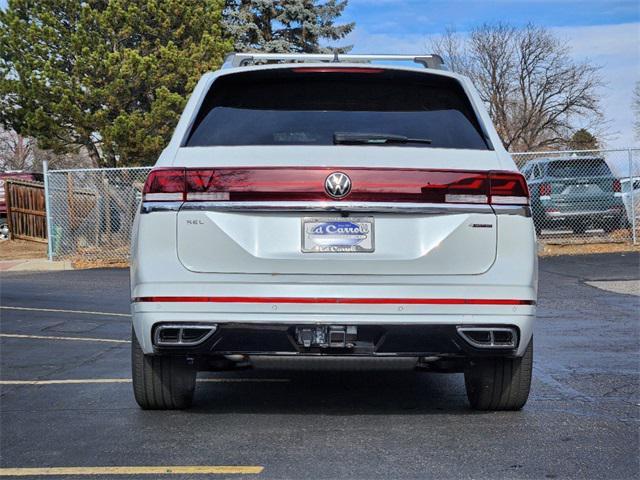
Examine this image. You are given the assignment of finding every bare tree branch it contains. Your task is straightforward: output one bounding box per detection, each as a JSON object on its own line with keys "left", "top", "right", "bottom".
{"left": 0, "top": 125, "right": 93, "bottom": 171}
{"left": 429, "top": 23, "right": 604, "bottom": 151}
{"left": 0, "top": 128, "right": 32, "bottom": 170}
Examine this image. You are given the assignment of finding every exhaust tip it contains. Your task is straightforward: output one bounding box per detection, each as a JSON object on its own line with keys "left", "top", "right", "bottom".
{"left": 153, "top": 324, "right": 217, "bottom": 347}
{"left": 457, "top": 326, "right": 518, "bottom": 349}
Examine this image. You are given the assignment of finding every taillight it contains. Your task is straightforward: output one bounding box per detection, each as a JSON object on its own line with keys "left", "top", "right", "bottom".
{"left": 142, "top": 168, "right": 529, "bottom": 205}
{"left": 186, "top": 170, "right": 231, "bottom": 201}
{"left": 539, "top": 183, "right": 551, "bottom": 197}
{"left": 142, "top": 168, "right": 185, "bottom": 201}
{"left": 613, "top": 179, "right": 621, "bottom": 193}
{"left": 489, "top": 172, "right": 529, "bottom": 205}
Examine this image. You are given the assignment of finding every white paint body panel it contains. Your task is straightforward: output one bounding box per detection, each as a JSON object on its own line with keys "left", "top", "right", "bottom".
{"left": 177, "top": 211, "right": 497, "bottom": 275}
{"left": 131, "top": 63, "right": 537, "bottom": 357}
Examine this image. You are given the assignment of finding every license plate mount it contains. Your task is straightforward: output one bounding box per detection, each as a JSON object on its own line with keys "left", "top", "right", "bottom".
{"left": 301, "top": 217, "right": 374, "bottom": 253}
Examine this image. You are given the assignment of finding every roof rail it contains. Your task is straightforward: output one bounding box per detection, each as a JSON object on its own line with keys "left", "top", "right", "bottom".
{"left": 222, "top": 53, "right": 445, "bottom": 70}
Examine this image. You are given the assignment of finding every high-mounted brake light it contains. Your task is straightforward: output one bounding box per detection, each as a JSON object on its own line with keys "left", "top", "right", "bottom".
{"left": 142, "top": 168, "right": 529, "bottom": 206}
{"left": 292, "top": 67, "right": 384, "bottom": 74}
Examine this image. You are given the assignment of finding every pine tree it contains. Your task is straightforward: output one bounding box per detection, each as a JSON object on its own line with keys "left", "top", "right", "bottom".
{"left": 0, "top": 0, "right": 232, "bottom": 167}
{"left": 225, "top": 0, "right": 354, "bottom": 53}
{"left": 568, "top": 129, "right": 599, "bottom": 151}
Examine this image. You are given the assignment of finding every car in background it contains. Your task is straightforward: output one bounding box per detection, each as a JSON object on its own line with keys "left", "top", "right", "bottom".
{"left": 0, "top": 171, "right": 43, "bottom": 240}
{"left": 620, "top": 176, "right": 640, "bottom": 230}
{"left": 522, "top": 156, "right": 626, "bottom": 234}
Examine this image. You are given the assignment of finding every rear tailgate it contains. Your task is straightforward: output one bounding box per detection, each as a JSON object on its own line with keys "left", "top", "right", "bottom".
{"left": 177, "top": 207, "right": 496, "bottom": 275}
{"left": 545, "top": 160, "right": 618, "bottom": 213}
{"left": 173, "top": 148, "right": 502, "bottom": 276}
{"left": 548, "top": 176, "right": 616, "bottom": 213}
{"left": 159, "top": 67, "right": 518, "bottom": 276}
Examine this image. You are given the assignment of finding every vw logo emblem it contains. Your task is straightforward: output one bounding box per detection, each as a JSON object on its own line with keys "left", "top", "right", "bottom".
{"left": 325, "top": 172, "right": 352, "bottom": 198}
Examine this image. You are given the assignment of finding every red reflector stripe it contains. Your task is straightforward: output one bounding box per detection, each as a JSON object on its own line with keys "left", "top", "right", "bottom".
{"left": 133, "top": 296, "right": 535, "bottom": 305}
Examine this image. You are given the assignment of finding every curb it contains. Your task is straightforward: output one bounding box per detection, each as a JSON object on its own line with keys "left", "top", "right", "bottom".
{"left": 0, "top": 259, "right": 73, "bottom": 272}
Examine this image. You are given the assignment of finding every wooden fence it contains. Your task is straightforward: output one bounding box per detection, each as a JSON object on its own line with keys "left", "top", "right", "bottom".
{"left": 5, "top": 179, "right": 47, "bottom": 243}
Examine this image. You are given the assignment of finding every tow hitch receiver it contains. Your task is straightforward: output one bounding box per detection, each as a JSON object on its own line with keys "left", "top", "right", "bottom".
{"left": 295, "top": 326, "right": 357, "bottom": 349}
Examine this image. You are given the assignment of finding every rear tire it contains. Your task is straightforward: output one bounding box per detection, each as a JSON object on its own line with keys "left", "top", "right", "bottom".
{"left": 0, "top": 220, "right": 9, "bottom": 241}
{"left": 534, "top": 220, "right": 542, "bottom": 235}
{"left": 603, "top": 216, "right": 623, "bottom": 233}
{"left": 464, "top": 339, "right": 533, "bottom": 411}
{"left": 131, "top": 328, "right": 196, "bottom": 409}
{"left": 572, "top": 224, "right": 586, "bottom": 234}
{"left": 534, "top": 219, "right": 547, "bottom": 235}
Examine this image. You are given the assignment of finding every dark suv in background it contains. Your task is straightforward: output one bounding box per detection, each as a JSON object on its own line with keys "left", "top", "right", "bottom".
{"left": 522, "top": 157, "right": 625, "bottom": 234}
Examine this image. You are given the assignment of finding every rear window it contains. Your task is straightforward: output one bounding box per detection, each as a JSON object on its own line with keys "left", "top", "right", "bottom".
{"left": 547, "top": 159, "right": 612, "bottom": 178}
{"left": 185, "top": 68, "right": 491, "bottom": 150}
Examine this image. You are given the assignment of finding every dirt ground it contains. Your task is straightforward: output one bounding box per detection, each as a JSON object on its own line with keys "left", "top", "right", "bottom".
{"left": 70, "top": 258, "right": 129, "bottom": 269}
{"left": 0, "top": 239, "right": 47, "bottom": 260}
{"left": 538, "top": 241, "right": 640, "bottom": 257}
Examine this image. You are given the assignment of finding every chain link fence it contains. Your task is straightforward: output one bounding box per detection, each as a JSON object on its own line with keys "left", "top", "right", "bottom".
{"left": 45, "top": 166, "right": 150, "bottom": 261}
{"left": 43, "top": 148, "right": 639, "bottom": 262}
{"left": 512, "top": 149, "right": 639, "bottom": 245}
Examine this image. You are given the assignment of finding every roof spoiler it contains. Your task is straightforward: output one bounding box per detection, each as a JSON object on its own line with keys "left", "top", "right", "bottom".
{"left": 222, "top": 53, "right": 445, "bottom": 70}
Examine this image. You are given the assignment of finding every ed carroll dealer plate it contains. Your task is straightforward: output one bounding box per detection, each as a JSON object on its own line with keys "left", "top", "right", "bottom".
{"left": 302, "top": 217, "right": 374, "bottom": 253}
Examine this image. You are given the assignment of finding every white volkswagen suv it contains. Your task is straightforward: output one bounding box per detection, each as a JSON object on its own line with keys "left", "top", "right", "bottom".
{"left": 131, "top": 53, "right": 537, "bottom": 411}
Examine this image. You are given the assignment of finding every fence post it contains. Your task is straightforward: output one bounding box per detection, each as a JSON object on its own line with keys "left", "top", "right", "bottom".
{"left": 629, "top": 149, "right": 637, "bottom": 245}
{"left": 43, "top": 161, "right": 54, "bottom": 261}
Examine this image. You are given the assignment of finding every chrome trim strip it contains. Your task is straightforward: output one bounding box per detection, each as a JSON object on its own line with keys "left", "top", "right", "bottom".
{"left": 142, "top": 201, "right": 532, "bottom": 216}
{"left": 153, "top": 323, "right": 217, "bottom": 347}
{"left": 491, "top": 205, "right": 531, "bottom": 217}
{"left": 546, "top": 208, "right": 620, "bottom": 218}
{"left": 141, "top": 202, "right": 182, "bottom": 214}
{"left": 179, "top": 201, "right": 494, "bottom": 214}
{"left": 456, "top": 327, "right": 518, "bottom": 349}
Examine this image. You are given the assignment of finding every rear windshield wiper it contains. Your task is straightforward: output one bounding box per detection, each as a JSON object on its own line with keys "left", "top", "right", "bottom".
{"left": 333, "top": 132, "right": 432, "bottom": 146}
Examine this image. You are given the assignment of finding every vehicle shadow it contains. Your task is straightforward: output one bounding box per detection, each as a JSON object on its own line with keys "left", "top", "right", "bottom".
{"left": 189, "top": 367, "right": 475, "bottom": 415}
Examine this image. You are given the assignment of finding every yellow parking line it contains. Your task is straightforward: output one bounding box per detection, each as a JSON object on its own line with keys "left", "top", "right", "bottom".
{"left": 0, "top": 333, "right": 129, "bottom": 344}
{"left": 0, "top": 466, "right": 264, "bottom": 476}
{"left": 1, "top": 378, "right": 290, "bottom": 385}
{"left": 0, "top": 306, "right": 130, "bottom": 317}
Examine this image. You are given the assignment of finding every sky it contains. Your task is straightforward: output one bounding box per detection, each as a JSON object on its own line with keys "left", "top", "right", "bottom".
{"left": 1, "top": 0, "right": 637, "bottom": 148}
{"left": 340, "top": 0, "right": 640, "bottom": 148}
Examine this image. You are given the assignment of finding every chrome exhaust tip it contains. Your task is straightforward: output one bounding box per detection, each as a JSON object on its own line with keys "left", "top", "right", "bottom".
{"left": 457, "top": 326, "right": 518, "bottom": 349}
{"left": 153, "top": 324, "right": 217, "bottom": 347}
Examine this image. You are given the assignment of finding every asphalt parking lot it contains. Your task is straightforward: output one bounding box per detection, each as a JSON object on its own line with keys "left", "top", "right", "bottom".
{"left": 1, "top": 252, "right": 638, "bottom": 479}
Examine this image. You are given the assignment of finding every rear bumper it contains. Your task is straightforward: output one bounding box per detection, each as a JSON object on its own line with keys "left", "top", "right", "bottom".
{"left": 538, "top": 197, "right": 625, "bottom": 222}
{"left": 146, "top": 322, "right": 524, "bottom": 357}
{"left": 544, "top": 207, "right": 623, "bottom": 220}
{"left": 131, "top": 305, "right": 535, "bottom": 357}
{"left": 131, "top": 208, "right": 537, "bottom": 359}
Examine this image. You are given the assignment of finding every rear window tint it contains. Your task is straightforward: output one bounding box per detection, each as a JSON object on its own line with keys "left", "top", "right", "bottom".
{"left": 186, "top": 69, "right": 491, "bottom": 150}
{"left": 547, "top": 159, "right": 612, "bottom": 178}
